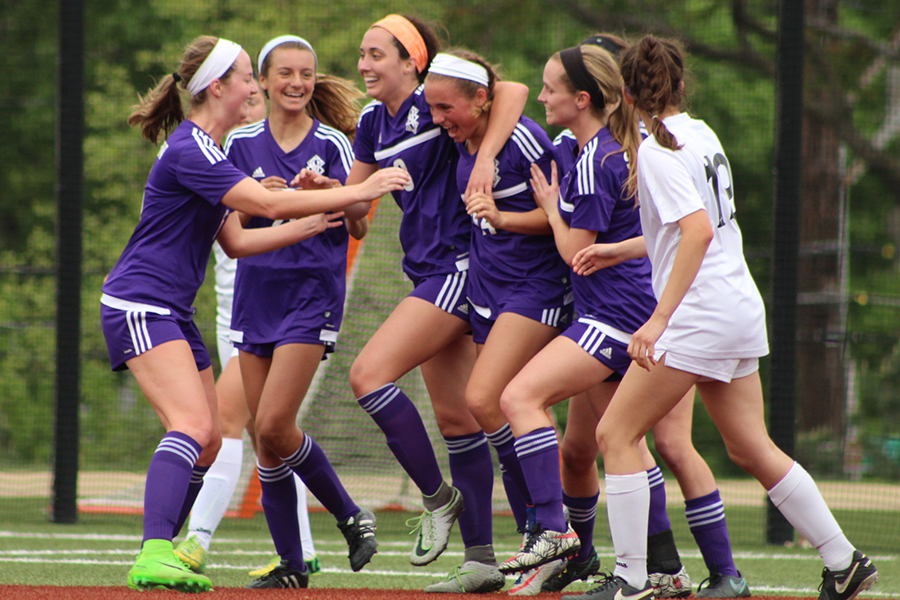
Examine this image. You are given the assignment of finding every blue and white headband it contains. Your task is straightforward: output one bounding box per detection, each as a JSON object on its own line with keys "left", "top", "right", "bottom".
{"left": 429, "top": 53, "right": 489, "bottom": 87}
{"left": 257, "top": 35, "right": 317, "bottom": 75}
{"left": 187, "top": 38, "right": 243, "bottom": 96}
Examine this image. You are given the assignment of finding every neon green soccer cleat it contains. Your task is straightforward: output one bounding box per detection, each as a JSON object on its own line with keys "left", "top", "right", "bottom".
{"left": 128, "top": 539, "right": 213, "bottom": 593}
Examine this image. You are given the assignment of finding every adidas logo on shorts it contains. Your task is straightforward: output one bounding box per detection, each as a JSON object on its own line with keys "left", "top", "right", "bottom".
{"left": 599, "top": 347, "right": 613, "bottom": 359}
{"left": 457, "top": 303, "right": 469, "bottom": 315}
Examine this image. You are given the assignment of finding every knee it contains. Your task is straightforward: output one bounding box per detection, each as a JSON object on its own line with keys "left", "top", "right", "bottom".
{"left": 254, "top": 413, "right": 288, "bottom": 454}
{"left": 198, "top": 433, "right": 222, "bottom": 466}
{"left": 466, "top": 388, "right": 498, "bottom": 429}
{"left": 349, "top": 357, "right": 382, "bottom": 398}
{"left": 653, "top": 433, "right": 694, "bottom": 473}
{"left": 561, "top": 437, "right": 597, "bottom": 475}
{"left": 498, "top": 384, "right": 526, "bottom": 423}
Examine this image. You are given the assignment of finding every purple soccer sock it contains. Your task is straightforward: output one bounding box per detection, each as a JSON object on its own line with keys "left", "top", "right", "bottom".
{"left": 258, "top": 462, "right": 306, "bottom": 571}
{"left": 686, "top": 489, "right": 739, "bottom": 577}
{"left": 173, "top": 464, "right": 208, "bottom": 539}
{"left": 564, "top": 492, "right": 599, "bottom": 562}
{"left": 647, "top": 466, "right": 672, "bottom": 536}
{"left": 515, "top": 427, "right": 567, "bottom": 533}
{"left": 357, "top": 384, "right": 443, "bottom": 496}
{"left": 281, "top": 433, "right": 359, "bottom": 523}
{"left": 487, "top": 424, "right": 532, "bottom": 531}
{"left": 143, "top": 432, "right": 201, "bottom": 543}
{"left": 445, "top": 431, "right": 493, "bottom": 548}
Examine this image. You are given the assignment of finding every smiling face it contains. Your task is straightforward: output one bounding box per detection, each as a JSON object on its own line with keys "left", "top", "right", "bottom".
{"left": 220, "top": 50, "right": 257, "bottom": 129}
{"left": 358, "top": 26, "right": 418, "bottom": 107}
{"left": 423, "top": 76, "right": 486, "bottom": 144}
{"left": 260, "top": 46, "right": 316, "bottom": 116}
{"left": 537, "top": 57, "right": 580, "bottom": 128}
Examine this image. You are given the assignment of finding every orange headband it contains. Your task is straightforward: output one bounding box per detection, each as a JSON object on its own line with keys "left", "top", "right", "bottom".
{"left": 371, "top": 14, "right": 428, "bottom": 73}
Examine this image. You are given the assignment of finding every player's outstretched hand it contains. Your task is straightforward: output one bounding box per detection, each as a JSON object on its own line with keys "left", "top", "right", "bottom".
{"left": 359, "top": 167, "right": 410, "bottom": 200}
{"left": 530, "top": 161, "right": 558, "bottom": 212}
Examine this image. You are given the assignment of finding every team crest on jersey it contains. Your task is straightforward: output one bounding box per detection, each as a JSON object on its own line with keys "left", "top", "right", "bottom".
{"left": 306, "top": 155, "right": 325, "bottom": 175}
{"left": 493, "top": 159, "right": 501, "bottom": 188}
{"left": 406, "top": 106, "right": 420, "bottom": 134}
{"left": 252, "top": 166, "right": 265, "bottom": 179}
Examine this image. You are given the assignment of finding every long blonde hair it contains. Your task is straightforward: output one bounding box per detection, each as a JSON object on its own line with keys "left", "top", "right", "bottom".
{"left": 553, "top": 45, "right": 641, "bottom": 198}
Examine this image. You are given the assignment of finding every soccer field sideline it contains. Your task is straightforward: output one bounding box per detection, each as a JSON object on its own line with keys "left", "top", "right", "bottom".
{"left": 1, "top": 531, "right": 898, "bottom": 597}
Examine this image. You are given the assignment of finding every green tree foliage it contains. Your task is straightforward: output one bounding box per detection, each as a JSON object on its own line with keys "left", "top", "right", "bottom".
{"left": 1, "top": 0, "right": 898, "bottom": 477}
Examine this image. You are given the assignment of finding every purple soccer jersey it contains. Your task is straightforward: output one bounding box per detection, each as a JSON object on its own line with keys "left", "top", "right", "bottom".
{"left": 102, "top": 120, "right": 247, "bottom": 318}
{"left": 224, "top": 119, "right": 352, "bottom": 346}
{"left": 354, "top": 86, "right": 470, "bottom": 280}
{"left": 557, "top": 127, "right": 655, "bottom": 333}
{"left": 553, "top": 129, "right": 579, "bottom": 177}
{"left": 455, "top": 117, "right": 570, "bottom": 316}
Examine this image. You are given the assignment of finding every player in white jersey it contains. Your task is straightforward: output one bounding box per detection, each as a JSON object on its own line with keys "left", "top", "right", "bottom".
{"left": 103, "top": 35, "right": 409, "bottom": 593}
{"left": 577, "top": 35, "right": 878, "bottom": 600}
{"left": 349, "top": 15, "right": 530, "bottom": 594}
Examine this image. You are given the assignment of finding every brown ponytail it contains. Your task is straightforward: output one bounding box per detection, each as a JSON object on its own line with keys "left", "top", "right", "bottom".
{"left": 128, "top": 36, "right": 236, "bottom": 143}
{"left": 620, "top": 35, "right": 687, "bottom": 196}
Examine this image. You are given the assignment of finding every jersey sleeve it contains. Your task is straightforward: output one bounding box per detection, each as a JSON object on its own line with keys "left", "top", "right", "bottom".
{"left": 639, "top": 144, "right": 705, "bottom": 225}
{"left": 324, "top": 130, "right": 354, "bottom": 184}
{"left": 175, "top": 138, "right": 248, "bottom": 207}
{"left": 352, "top": 104, "right": 378, "bottom": 164}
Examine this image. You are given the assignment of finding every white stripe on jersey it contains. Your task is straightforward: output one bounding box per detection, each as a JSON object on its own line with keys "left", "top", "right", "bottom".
{"left": 101, "top": 293, "right": 171, "bottom": 315}
{"left": 553, "top": 129, "right": 576, "bottom": 147}
{"left": 511, "top": 123, "right": 544, "bottom": 163}
{"left": 559, "top": 193, "right": 575, "bottom": 213}
{"left": 314, "top": 124, "right": 354, "bottom": 174}
{"left": 435, "top": 271, "right": 467, "bottom": 313}
{"left": 223, "top": 120, "right": 265, "bottom": 155}
{"left": 492, "top": 182, "right": 528, "bottom": 199}
{"left": 357, "top": 100, "right": 383, "bottom": 124}
{"left": 191, "top": 128, "right": 227, "bottom": 164}
{"left": 373, "top": 128, "right": 442, "bottom": 162}
{"left": 576, "top": 138, "right": 598, "bottom": 196}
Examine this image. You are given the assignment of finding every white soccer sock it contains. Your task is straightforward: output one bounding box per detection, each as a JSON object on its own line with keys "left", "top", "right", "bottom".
{"left": 186, "top": 437, "right": 243, "bottom": 551}
{"left": 767, "top": 462, "right": 855, "bottom": 570}
{"left": 293, "top": 473, "right": 316, "bottom": 560}
{"left": 606, "top": 472, "right": 650, "bottom": 588}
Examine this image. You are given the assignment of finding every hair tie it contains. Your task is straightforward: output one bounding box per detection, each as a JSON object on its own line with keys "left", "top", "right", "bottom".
{"left": 172, "top": 72, "right": 182, "bottom": 83}
{"left": 371, "top": 15, "right": 428, "bottom": 73}
{"left": 428, "top": 53, "right": 490, "bottom": 87}
{"left": 258, "top": 35, "right": 317, "bottom": 75}
{"left": 559, "top": 46, "right": 605, "bottom": 111}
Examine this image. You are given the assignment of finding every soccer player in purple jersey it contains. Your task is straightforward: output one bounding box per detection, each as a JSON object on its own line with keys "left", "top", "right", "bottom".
{"left": 574, "top": 35, "right": 877, "bottom": 600}
{"left": 509, "top": 40, "right": 746, "bottom": 599}
{"left": 226, "top": 34, "right": 375, "bottom": 589}
{"left": 423, "top": 48, "right": 573, "bottom": 583}
{"left": 347, "top": 14, "right": 530, "bottom": 594}
{"left": 100, "top": 35, "right": 408, "bottom": 592}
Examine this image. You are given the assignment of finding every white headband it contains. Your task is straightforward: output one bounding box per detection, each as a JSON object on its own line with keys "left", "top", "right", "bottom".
{"left": 187, "top": 38, "right": 243, "bottom": 96}
{"left": 258, "top": 35, "right": 317, "bottom": 75}
{"left": 429, "top": 53, "right": 489, "bottom": 87}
